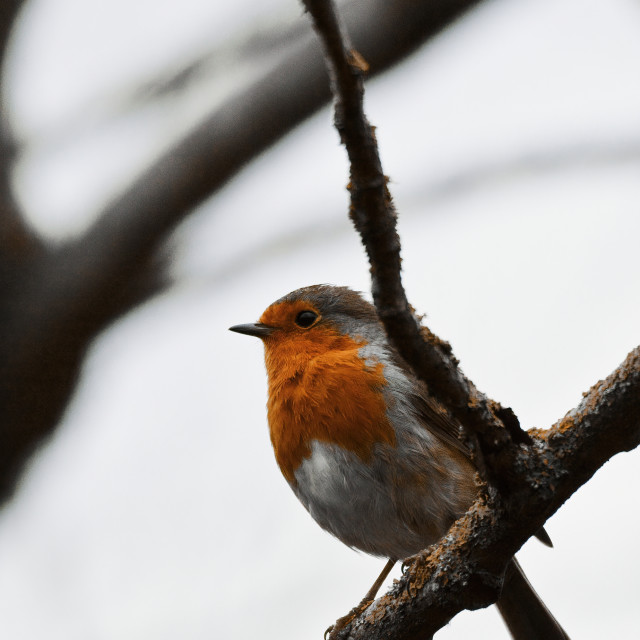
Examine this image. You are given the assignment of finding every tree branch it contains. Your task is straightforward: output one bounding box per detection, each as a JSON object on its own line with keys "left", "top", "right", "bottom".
{"left": 0, "top": 0, "right": 31, "bottom": 219}
{"left": 0, "top": 0, "right": 44, "bottom": 292}
{"left": 301, "top": 0, "right": 514, "bottom": 485}
{"left": 301, "top": 0, "right": 640, "bottom": 637}
{"left": 342, "top": 347, "right": 640, "bottom": 640}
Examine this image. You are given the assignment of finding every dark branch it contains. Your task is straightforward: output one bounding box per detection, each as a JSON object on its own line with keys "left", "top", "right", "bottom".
{"left": 0, "top": 0, "right": 44, "bottom": 285}
{"left": 302, "top": 0, "right": 640, "bottom": 637}
{"left": 343, "top": 346, "right": 640, "bottom": 640}
{"left": 0, "top": 0, "right": 24, "bottom": 58}
{"left": 301, "top": 0, "right": 514, "bottom": 483}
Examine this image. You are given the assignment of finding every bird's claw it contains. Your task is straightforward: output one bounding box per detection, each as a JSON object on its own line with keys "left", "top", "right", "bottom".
{"left": 401, "top": 554, "right": 418, "bottom": 575}
{"left": 324, "top": 599, "right": 374, "bottom": 640}
{"left": 401, "top": 550, "right": 429, "bottom": 575}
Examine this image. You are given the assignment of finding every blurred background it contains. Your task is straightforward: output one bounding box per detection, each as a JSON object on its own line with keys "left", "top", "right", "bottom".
{"left": 1, "top": 0, "right": 639, "bottom": 638}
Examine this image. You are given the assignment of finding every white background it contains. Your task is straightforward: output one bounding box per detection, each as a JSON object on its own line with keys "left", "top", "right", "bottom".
{"left": 1, "top": 0, "right": 639, "bottom": 638}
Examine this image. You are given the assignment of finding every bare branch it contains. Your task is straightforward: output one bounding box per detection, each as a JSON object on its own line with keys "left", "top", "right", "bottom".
{"left": 24, "top": 11, "right": 311, "bottom": 149}
{"left": 342, "top": 347, "right": 640, "bottom": 639}
{"left": 302, "top": 0, "right": 640, "bottom": 637}
{"left": 301, "top": 0, "right": 517, "bottom": 490}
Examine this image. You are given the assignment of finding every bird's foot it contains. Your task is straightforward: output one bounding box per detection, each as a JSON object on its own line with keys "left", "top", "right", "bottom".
{"left": 324, "top": 596, "right": 374, "bottom": 640}
{"left": 325, "top": 559, "right": 396, "bottom": 639}
{"left": 401, "top": 549, "right": 429, "bottom": 575}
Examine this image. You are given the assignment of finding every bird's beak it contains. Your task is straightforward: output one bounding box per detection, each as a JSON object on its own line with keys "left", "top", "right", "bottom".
{"left": 229, "top": 323, "right": 274, "bottom": 338}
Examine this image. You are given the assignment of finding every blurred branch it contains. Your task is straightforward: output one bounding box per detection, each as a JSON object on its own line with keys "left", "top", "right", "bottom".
{"left": 191, "top": 136, "right": 640, "bottom": 288}
{"left": 0, "top": 0, "right": 26, "bottom": 55}
{"left": 0, "top": 0, "right": 487, "bottom": 504}
{"left": 302, "top": 0, "right": 640, "bottom": 637}
{"left": 16, "top": 10, "right": 310, "bottom": 153}
{"left": 0, "top": 0, "right": 44, "bottom": 284}
{"left": 423, "top": 137, "right": 640, "bottom": 203}
{"left": 109, "top": 14, "right": 311, "bottom": 104}
{"left": 1, "top": 0, "right": 27, "bottom": 202}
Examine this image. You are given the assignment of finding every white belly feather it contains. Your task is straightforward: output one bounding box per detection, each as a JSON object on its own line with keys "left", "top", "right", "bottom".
{"left": 292, "top": 432, "right": 473, "bottom": 560}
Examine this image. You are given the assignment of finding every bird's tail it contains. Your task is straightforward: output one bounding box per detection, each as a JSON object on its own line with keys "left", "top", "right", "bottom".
{"left": 496, "top": 557, "right": 570, "bottom": 640}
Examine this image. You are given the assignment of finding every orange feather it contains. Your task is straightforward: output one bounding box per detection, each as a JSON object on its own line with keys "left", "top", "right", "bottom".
{"left": 260, "top": 301, "right": 396, "bottom": 484}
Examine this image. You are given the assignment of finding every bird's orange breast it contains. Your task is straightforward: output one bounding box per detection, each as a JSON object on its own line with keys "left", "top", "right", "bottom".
{"left": 261, "top": 320, "right": 396, "bottom": 485}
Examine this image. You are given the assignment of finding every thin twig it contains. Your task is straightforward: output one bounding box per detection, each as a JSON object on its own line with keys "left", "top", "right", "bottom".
{"left": 301, "top": 0, "right": 514, "bottom": 484}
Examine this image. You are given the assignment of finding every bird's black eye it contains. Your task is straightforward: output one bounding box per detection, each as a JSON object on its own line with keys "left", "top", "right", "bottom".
{"left": 295, "top": 310, "right": 318, "bottom": 328}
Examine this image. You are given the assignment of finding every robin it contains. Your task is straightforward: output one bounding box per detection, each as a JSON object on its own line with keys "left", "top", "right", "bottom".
{"left": 230, "top": 284, "right": 570, "bottom": 639}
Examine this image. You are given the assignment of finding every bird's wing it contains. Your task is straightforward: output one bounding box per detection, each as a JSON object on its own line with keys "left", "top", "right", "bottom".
{"left": 413, "top": 387, "right": 555, "bottom": 548}
{"left": 411, "top": 387, "right": 472, "bottom": 460}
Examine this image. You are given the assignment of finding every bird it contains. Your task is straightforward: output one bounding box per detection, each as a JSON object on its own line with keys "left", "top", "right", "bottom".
{"left": 229, "top": 284, "right": 570, "bottom": 639}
